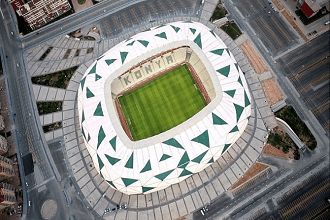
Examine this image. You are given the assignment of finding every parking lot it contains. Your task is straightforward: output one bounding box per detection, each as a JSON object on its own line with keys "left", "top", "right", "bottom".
{"left": 233, "top": 0, "right": 298, "bottom": 56}
{"left": 99, "top": 0, "right": 199, "bottom": 38}
{"left": 277, "top": 31, "right": 330, "bottom": 135}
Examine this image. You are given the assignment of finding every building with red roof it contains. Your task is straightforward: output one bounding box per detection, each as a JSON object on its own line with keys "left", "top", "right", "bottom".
{"left": 300, "top": 0, "right": 323, "bottom": 18}
{"left": 9, "top": 0, "right": 72, "bottom": 30}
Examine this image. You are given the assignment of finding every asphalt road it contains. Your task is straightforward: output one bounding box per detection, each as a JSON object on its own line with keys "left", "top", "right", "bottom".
{"left": 0, "top": 0, "right": 59, "bottom": 217}
{"left": 193, "top": 155, "right": 329, "bottom": 220}
{"left": 97, "top": 0, "right": 200, "bottom": 38}
{"left": 259, "top": 168, "right": 330, "bottom": 220}
{"left": 27, "top": 139, "right": 94, "bottom": 220}
{"left": 231, "top": 0, "right": 298, "bottom": 56}
{"left": 18, "top": 0, "right": 200, "bottom": 50}
{"left": 277, "top": 31, "right": 330, "bottom": 136}
{"left": 0, "top": 0, "right": 202, "bottom": 219}
{"left": 1, "top": 0, "right": 328, "bottom": 219}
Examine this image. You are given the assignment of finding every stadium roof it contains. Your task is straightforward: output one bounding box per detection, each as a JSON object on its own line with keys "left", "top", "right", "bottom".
{"left": 78, "top": 21, "right": 251, "bottom": 194}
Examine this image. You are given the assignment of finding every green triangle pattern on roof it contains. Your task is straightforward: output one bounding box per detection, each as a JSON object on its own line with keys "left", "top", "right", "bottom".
{"left": 97, "top": 154, "right": 104, "bottom": 170}
{"left": 230, "top": 125, "right": 239, "bottom": 133}
{"left": 210, "top": 30, "right": 216, "bottom": 37}
{"left": 109, "top": 136, "right": 117, "bottom": 152}
{"left": 179, "top": 169, "right": 192, "bottom": 177}
{"left": 184, "top": 20, "right": 193, "bottom": 23}
{"left": 194, "top": 33, "right": 202, "bottom": 49}
{"left": 235, "top": 63, "right": 239, "bottom": 72}
{"left": 217, "top": 65, "right": 230, "bottom": 77}
{"left": 163, "top": 138, "right": 184, "bottom": 149}
{"left": 127, "top": 41, "right": 135, "bottom": 46}
{"left": 107, "top": 181, "right": 117, "bottom": 189}
{"left": 171, "top": 25, "right": 180, "bottom": 33}
{"left": 222, "top": 144, "right": 231, "bottom": 154}
{"left": 125, "top": 38, "right": 132, "bottom": 42}
{"left": 238, "top": 76, "right": 243, "bottom": 86}
{"left": 224, "top": 89, "right": 236, "bottom": 98}
{"left": 142, "top": 186, "right": 154, "bottom": 193}
{"left": 155, "top": 32, "right": 167, "bottom": 39}
{"left": 95, "top": 74, "right": 102, "bottom": 81}
{"left": 192, "top": 151, "right": 208, "bottom": 163}
{"left": 191, "top": 130, "right": 209, "bottom": 148}
{"left": 138, "top": 40, "right": 149, "bottom": 47}
{"left": 125, "top": 152, "right": 134, "bottom": 169}
{"left": 177, "top": 152, "right": 190, "bottom": 168}
{"left": 155, "top": 169, "right": 174, "bottom": 181}
{"left": 189, "top": 28, "right": 196, "bottom": 34}
{"left": 212, "top": 112, "right": 227, "bottom": 125}
{"left": 105, "top": 154, "right": 121, "bottom": 165}
{"left": 88, "top": 133, "right": 91, "bottom": 141}
{"left": 82, "top": 127, "right": 86, "bottom": 140}
{"left": 208, "top": 158, "right": 214, "bottom": 163}
{"left": 226, "top": 49, "right": 231, "bottom": 56}
{"left": 245, "top": 91, "right": 251, "bottom": 107}
{"left": 93, "top": 102, "right": 103, "bottom": 116}
{"left": 88, "top": 63, "right": 96, "bottom": 74}
{"left": 210, "top": 49, "right": 224, "bottom": 56}
{"left": 80, "top": 77, "right": 86, "bottom": 90}
{"left": 120, "top": 51, "right": 128, "bottom": 64}
{"left": 140, "top": 160, "right": 151, "bottom": 173}
{"left": 105, "top": 59, "right": 116, "bottom": 66}
{"left": 121, "top": 178, "right": 138, "bottom": 187}
{"left": 97, "top": 126, "right": 105, "bottom": 149}
{"left": 156, "top": 24, "right": 166, "bottom": 29}
{"left": 159, "top": 154, "right": 171, "bottom": 162}
{"left": 234, "top": 104, "right": 244, "bottom": 122}
{"left": 86, "top": 87, "right": 95, "bottom": 98}
{"left": 81, "top": 110, "right": 85, "bottom": 123}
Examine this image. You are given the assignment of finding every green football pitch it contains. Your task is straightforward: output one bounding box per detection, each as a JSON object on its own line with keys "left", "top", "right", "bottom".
{"left": 118, "top": 64, "right": 207, "bottom": 141}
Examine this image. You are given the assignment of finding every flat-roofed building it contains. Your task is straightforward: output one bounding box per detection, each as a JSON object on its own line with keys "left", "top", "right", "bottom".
{"left": 9, "top": 0, "right": 72, "bottom": 30}
{"left": 0, "top": 115, "right": 5, "bottom": 131}
{"left": 0, "top": 135, "right": 8, "bottom": 155}
{"left": 0, "top": 183, "right": 16, "bottom": 211}
{"left": 0, "top": 156, "right": 15, "bottom": 182}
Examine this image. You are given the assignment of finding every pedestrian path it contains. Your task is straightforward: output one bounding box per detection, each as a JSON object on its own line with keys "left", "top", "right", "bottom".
{"left": 24, "top": 14, "right": 279, "bottom": 219}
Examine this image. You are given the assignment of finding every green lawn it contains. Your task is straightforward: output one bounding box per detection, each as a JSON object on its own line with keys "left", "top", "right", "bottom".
{"left": 119, "top": 65, "right": 207, "bottom": 141}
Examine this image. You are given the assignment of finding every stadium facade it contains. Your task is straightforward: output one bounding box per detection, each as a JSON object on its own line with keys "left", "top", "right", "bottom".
{"left": 78, "top": 21, "right": 251, "bottom": 195}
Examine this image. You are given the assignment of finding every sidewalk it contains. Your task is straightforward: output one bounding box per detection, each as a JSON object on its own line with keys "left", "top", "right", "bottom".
{"left": 274, "top": 0, "right": 330, "bottom": 41}
{"left": 0, "top": 78, "right": 23, "bottom": 220}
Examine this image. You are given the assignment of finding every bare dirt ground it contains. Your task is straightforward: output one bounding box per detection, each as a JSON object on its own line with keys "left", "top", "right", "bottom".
{"left": 263, "top": 144, "right": 295, "bottom": 158}
{"left": 261, "top": 78, "right": 283, "bottom": 106}
{"left": 231, "top": 162, "right": 269, "bottom": 189}
{"left": 263, "top": 126, "right": 295, "bottom": 159}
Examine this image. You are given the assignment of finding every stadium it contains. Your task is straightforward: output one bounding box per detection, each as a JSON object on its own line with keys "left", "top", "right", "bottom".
{"left": 77, "top": 21, "right": 251, "bottom": 195}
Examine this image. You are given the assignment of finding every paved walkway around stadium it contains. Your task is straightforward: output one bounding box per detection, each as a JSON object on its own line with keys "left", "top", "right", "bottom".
{"left": 23, "top": 1, "right": 279, "bottom": 219}
{"left": 27, "top": 21, "right": 277, "bottom": 220}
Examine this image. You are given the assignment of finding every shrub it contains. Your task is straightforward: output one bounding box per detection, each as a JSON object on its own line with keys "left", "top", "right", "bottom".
{"left": 275, "top": 106, "right": 317, "bottom": 150}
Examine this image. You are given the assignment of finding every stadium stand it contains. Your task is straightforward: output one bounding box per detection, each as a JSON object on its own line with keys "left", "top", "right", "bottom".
{"left": 172, "top": 47, "right": 187, "bottom": 63}
{"left": 111, "top": 47, "right": 215, "bottom": 102}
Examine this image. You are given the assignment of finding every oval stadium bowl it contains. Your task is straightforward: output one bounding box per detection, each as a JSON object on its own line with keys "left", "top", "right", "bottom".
{"left": 78, "top": 21, "right": 251, "bottom": 195}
